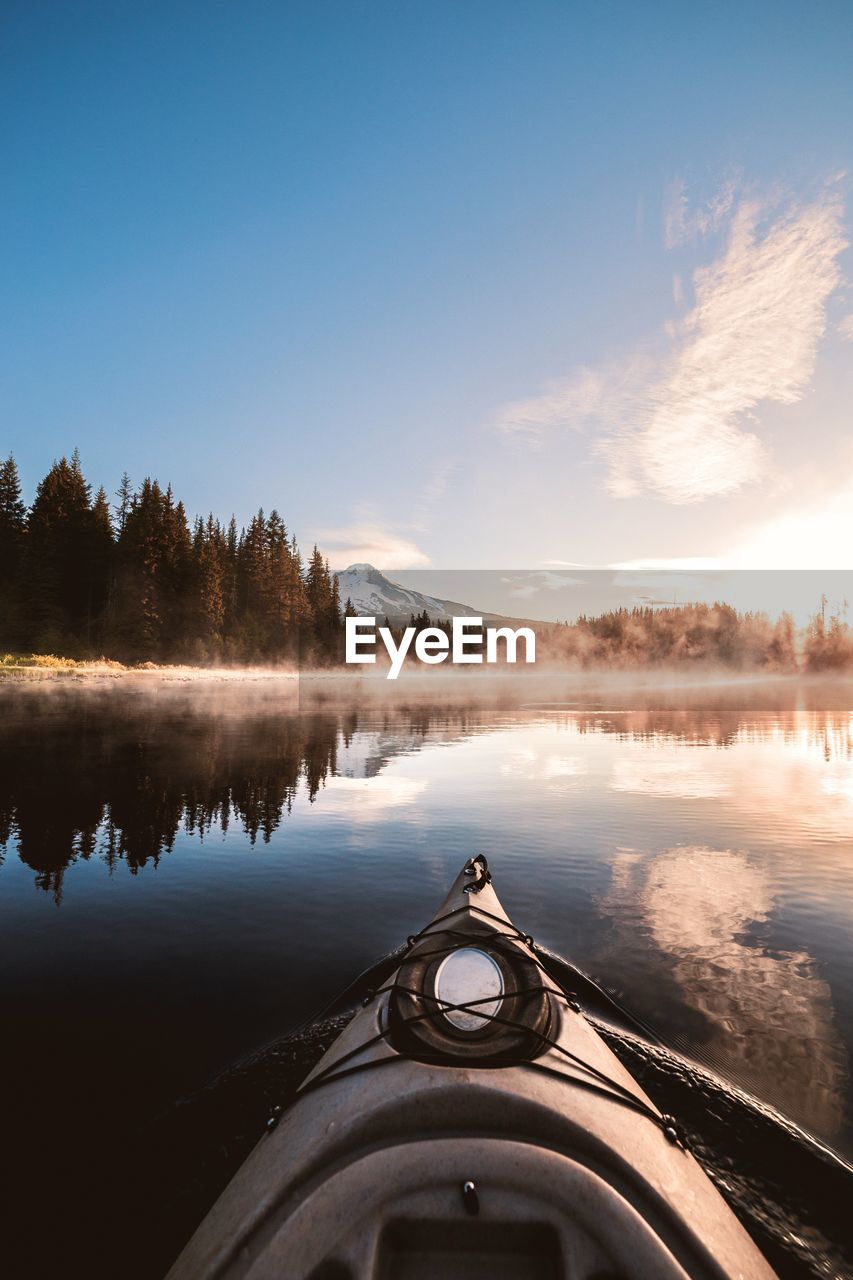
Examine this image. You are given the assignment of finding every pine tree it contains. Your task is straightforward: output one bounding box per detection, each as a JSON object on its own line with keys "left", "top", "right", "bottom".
{"left": 86, "top": 487, "right": 115, "bottom": 645}
{"left": 0, "top": 455, "right": 27, "bottom": 646}
{"left": 221, "top": 516, "right": 239, "bottom": 653}
{"left": 0, "top": 455, "right": 26, "bottom": 549}
{"left": 297, "top": 555, "right": 343, "bottom": 664}
{"left": 110, "top": 477, "right": 176, "bottom": 657}
{"left": 237, "top": 511, "right": 269, "bottom": 657}
{"left": 287, "top": 535, "right": 308, "bottom": 662}
{"left": 0, "top": 456, "right": 26, "bottom": 572}
{"left": 304, "top": 546, "right": 337, "bottom": 662}
{"left": 24, "top": 455, "right": 96, "bottom": 648}
{"left": 265, "top": 510, "right": 292, "bottom": 653}
{"left": 192, "top": 514, "right": 225, "bottom": 655}
{"left": 164, "top": 492, "right": 194, "bottom": 652}
{"left": 114, "top": 472, "right": 133, "bottom": 533}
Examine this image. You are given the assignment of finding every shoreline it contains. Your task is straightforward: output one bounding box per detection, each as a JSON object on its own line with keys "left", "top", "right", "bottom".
{"left": 2, "top": 657, "right": 852, "bottom": 691}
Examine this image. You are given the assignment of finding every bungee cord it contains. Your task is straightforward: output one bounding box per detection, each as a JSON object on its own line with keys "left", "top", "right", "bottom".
{"left": 266, "top": 893, "right": 691, "bottom": 1152}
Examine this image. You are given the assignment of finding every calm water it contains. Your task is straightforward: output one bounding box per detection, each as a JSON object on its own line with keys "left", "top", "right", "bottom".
{"left": 1, "top": 674, "right": 852, "bottom": 1277}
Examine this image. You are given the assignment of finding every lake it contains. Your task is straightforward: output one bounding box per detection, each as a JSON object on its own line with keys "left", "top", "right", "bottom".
{"left": 1, "top": 673, "right": 852, "bottom": 1278}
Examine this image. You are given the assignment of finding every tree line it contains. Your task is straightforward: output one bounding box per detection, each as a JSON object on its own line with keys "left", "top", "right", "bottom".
{"left": 548, "top": 602, "right": 802, "bottom": 669}
{"left": 1, "top": 451, "right": 850, "bottom": 670}
{"left": 0, "top": 452, "right": 346, "bottom": 663}
{"left": 389, "top": 601, "right": 852, "bottom": 673}
{"left": 558, "top": 600, "right": 852, "bottom": 671}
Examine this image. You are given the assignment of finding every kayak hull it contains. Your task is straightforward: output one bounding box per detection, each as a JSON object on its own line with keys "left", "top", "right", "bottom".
{"left": 166, "top": 861, "right": 777, "bottom": 1280}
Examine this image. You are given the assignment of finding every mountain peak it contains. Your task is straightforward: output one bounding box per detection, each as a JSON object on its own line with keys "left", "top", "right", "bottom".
{"left": 334, "top": 563, "right": 482, "bottom": 622}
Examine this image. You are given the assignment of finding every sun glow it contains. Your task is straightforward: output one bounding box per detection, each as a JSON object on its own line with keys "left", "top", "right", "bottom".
{"left": 725, "top": 484, "right": 853, "bottom": 570}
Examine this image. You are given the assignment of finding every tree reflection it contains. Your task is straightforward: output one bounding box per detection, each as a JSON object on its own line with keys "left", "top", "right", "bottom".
{"left": 0, "top": 686, "right": 349, "bottom": 901}
{"left": 0, "top": 683, "right": 487, "bottom": 901}
{"left": 1, "top": 678, "right": 851, "bottom": 902}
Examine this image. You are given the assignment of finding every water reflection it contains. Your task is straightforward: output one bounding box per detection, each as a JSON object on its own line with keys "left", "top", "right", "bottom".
{"left": 528, "top": 683, "right": 853, "bottom": 755}
{"left": 323, "top": 773, "right": 429, "bottom": 816}
{"left": 2, "top": 676, "right": 852, "bottom": 1280}
{"left": 0, "top": 691, "right": 339, "bottom": 900}
{"left": 1, "top": 680, "right": 852, "bottom": 900}
{"left": 602, "top": 846, "right": 849, "bottom": 1138}
{"left": 0, "top": 683, "right": 479, "bottom": 899}
{"left": 611, "top": 758, "right": 729, "bottom": 798}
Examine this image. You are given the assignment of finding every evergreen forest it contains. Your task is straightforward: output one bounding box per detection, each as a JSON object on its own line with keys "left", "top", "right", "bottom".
{"left": 0, "top": 452, "right": 344, "bottom": 663}
{"left": 0, "top": 452, "right": 850, "bottom": 670}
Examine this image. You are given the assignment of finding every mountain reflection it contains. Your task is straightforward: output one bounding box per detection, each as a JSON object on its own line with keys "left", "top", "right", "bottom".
{"left": 0, "top": 683, "right": 485, "bottom": 900}
{"left": 1, "top": 679, "right": 851, "bottom": 1160}
{"left": 1, "top": 679, "right": 851, "bottom": 905}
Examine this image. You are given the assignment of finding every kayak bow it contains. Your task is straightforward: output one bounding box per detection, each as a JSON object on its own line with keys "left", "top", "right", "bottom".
{"left": 167, "top": 857, "right": 778, "bottom": 1280}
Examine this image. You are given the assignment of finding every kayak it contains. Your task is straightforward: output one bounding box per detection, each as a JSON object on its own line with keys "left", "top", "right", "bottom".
{"left": 167, "top": 856, "right": 778, "bottom": 1279}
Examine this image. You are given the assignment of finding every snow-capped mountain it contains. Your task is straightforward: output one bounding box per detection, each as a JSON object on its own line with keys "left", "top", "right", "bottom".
{"left": 335, "top": 564, "right": 483, "bottom": 623}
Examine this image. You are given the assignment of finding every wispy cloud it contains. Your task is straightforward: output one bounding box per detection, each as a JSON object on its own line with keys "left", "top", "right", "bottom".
{"left": 410, "top": 461, "right": 455, "bottom": 530}
{"left": 493, "top": 366, "right": 604, "bottom": 440}
{"left": 495, "top": 181, "right": 847, "bottom": 505}
{"left": 539, "top": 559, "right": 593, "bottom": 568}
{"left": 611, "top": 558, "right": 723, "bottom": 571}
{"left": 316, "top": 522, "right": 431, "bottom": 570}
{"left": 664, "top": 174, "right": 738, "bottom": 248}
{"left": 419, "top": 462, "right": 453, "bottom": 507}
{"left": 617, "top": 188, "right": 846, "bottom": 502}
{"left": 501, "top": 571, "right": 584, "bottom": 598}
{"left": 839, "top": 313, "right": 853, "bottom": 342}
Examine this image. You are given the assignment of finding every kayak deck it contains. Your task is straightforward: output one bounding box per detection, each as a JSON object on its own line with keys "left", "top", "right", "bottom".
{"left": 167, "top": 858, "right": 777, "bottom": 1280}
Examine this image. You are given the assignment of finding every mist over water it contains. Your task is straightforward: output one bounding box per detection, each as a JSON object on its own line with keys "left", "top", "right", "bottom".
{"left": 1, "top": 673, "right": 852, "bottom": 1277}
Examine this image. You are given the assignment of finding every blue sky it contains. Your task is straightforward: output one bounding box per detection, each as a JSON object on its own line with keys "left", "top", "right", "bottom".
{"left": 3, "top": 1, "right": 852, "bottom": 569}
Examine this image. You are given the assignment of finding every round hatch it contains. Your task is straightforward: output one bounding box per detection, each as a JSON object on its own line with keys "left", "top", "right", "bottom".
{"left": 388, "top": 924, "right": 552, "bottom": 1061}
{"left": 434, "top": 947, "right": 504, "bottom": 1031}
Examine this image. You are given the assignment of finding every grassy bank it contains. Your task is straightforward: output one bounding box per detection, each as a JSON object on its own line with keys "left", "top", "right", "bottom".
{"left": 1, "top": 653, "right": 129, "bottom": 676}
{"left": 0, "top": 653, "right": 303, "bottom": 681}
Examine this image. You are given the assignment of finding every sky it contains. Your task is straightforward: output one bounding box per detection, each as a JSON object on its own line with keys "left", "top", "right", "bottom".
{"left": 2, "top": 0, "right": 853, "bottom": 572}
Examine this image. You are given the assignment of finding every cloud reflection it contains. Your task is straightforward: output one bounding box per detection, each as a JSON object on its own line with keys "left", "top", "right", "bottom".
{"left": 611, "top": 757, "right": 729, "bottom": 798}
{"left": 603, "top": 845, "right": 848, "bottom": 1138}
{"left": 321, "top": 773, "right": 428, "bottom": 817}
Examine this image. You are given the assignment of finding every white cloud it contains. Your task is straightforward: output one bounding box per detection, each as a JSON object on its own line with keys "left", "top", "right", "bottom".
{"left": 316, "top": 522, "right": 431, "bottom": 570}
{"left": 664, "top": 177, "right": 690, "bottom": 250}
{"left": 493, "top": 366, "right": 604, "bottom": 437}
{"left": 322, "top": 774, "right": 428, "bottom": 818}
{"left": 664, "top": 175, "right": 738, "bottom": 248}
{"left": 611, "top": 758, "right": 729, "bottom": 799}
{"left": 616, "top": 191, "right": 846, "bottom": 502}
{"left": 839, "top": 313, "right": 853, "bottom": 342}
{"left": 612, "top": 557, "right": 722, "bottom": 571}
{"left": 539, "top": 559, "right": 593, "bottom": 568}
{"left": 501, "top": 571, "right": 585, "bottom": 597}
{"left": 499, "top": 745, "right": 586, "bottom": 784}
{"left": 494, "top": 183, "right": 847, "bottom": 506}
